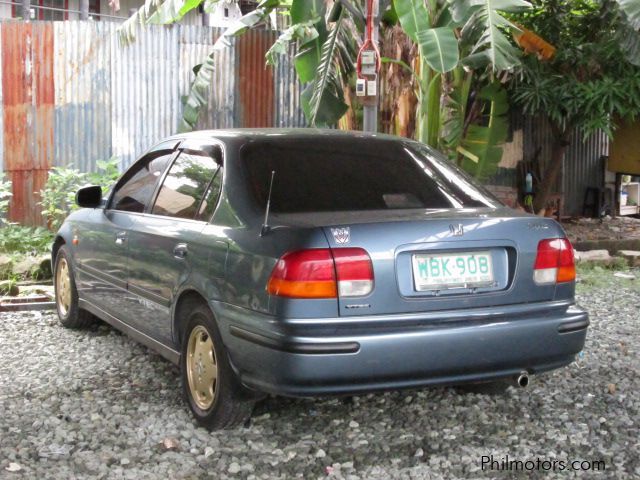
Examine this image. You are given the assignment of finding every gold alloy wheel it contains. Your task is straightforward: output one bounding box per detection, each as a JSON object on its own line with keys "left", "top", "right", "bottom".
{"left": 56, "top": 257, "right": 72, "bottom": 317}
{"left": 186, "top": 325, "right": 218, "bottom": 410}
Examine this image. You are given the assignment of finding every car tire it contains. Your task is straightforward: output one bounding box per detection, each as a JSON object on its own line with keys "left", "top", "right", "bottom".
{"left": 180, "top": 301, "right": 255, "bottom": 430}
{"left": 54, "top": 245, "right": 93, "bottom": 329}
{"left": 456, "top": 381, "right": 511, "bottom": 395}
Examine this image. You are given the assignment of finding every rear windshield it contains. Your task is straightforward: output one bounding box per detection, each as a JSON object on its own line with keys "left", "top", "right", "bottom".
{"left": 241, "top": 137, "right": 500, "bottom": 213}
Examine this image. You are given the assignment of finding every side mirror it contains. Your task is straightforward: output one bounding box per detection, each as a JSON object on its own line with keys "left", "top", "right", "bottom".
{"left": 76, "top": 185, "right": 103, "bottom": 208}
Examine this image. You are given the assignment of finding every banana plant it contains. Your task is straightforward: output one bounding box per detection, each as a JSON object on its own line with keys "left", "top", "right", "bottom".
{"left": 393, "top": 0, "right": 529, "bottom": 178}
{"left": 457, "top": 81, "right": 509, "bottom": 181}
{"left": 119, "top": 0, "right": 220, "bottom": 44}
{"left": 118, "top": 0, "right": 360, "bottom": 130}
{"left": 264, "top": 0, "right": 360, "bottom": 126}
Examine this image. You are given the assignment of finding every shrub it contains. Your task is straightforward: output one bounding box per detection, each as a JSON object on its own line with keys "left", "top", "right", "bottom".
{"left": 0, "top": 173, "right": 11, "bottom": 224}
{"left": 0, "top": 225, "right": 53, "bottom": 255}
{"left": 39, "top": 157, "right": 120, "bottom": 232}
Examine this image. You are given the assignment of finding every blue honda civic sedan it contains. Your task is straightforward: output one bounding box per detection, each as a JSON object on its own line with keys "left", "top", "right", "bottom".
{"left": 52, "top": 129, "right": 588, "bottom": 429}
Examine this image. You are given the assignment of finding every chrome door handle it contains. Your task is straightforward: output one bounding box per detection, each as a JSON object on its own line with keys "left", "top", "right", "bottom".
{"left": 173, "top": 243, "right": 188, "bottom": 259}
{"left": 115, "top": 232, "right": 127, "bottom": 245}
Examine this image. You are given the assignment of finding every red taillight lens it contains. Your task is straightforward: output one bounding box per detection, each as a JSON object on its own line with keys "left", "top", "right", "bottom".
{"left": 267, "top": 248, "right": 374, "bottom": 299}
{"left": 333, "top": 248, "right": 374, "bottom": 297}
{"left": 267, "top": 249, "right": 337, "bottom": 298}
{"left": 533, "top": 238, "right": 576, "bottom": 285}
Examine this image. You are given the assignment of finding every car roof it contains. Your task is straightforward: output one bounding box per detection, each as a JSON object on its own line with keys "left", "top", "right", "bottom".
{"left": 165, "top": 128, "right": 416, "bottom": 145}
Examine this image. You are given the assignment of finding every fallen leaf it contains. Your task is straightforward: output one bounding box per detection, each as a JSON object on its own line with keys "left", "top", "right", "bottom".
{"left": 161, "top": 437, "right": 180, "bottom": 451}
{"left": 5, "top": 463, "right": 22, "bottom": 472}
{"left": 608, "top": 384, "right": 616, "bottom": 395}
{"left": 619, "top": 342, "right": 628, "bottom": 355}
{"left": 613, "top": 272, "right": 635, "bottom": 279}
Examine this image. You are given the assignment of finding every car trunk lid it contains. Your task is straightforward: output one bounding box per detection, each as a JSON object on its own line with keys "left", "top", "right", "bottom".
{"left": 274, "top": 208, "right": 565, "bottom": 316}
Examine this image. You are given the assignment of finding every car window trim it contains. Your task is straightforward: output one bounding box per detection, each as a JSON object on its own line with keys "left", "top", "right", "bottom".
{"left": 195, "top": 166, "right": 223, "bottom": 222}
{"left": 198, "top": 139, "right": 226, "bottom": 224}
{"left": 144, "top": 149, "right": 183, "bottom": 215}
{"left": 105, "top": 209, "right": 209, "bottom": 225}
{"left": 192, "top": 164, "right": 220, "bottom": 221}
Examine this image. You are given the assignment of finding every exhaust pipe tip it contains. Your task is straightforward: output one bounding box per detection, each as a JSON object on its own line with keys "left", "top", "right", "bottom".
{"left": 516, "top": 371, "right": 530, "bottom": 388}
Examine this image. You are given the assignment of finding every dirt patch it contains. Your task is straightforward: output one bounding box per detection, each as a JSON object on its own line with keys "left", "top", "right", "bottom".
{"left": 561, "top": 216, "right": 640, "bottom": 244}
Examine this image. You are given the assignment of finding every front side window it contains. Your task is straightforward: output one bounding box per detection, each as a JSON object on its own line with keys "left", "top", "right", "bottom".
{"left": 110, "top": 151, "right": 174, "bottom": 213}
{"left": 152, "top": 152, "right": 219, "bottom": 220}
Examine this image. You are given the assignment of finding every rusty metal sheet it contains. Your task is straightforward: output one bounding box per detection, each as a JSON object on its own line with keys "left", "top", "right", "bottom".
{"left": 53, "top": 21, "right": 113, "bottom": 171}
{"left": 1, "top": 21, "right": 305, "bottom": 226}
{"left": 2, "top": 22, "right": 54, "bottom": 225}
{"left": 6, "top": 169, "right": 48, "bottom": 225}
{"left": 235, "top": 29, "right": 275, "bottom": 128}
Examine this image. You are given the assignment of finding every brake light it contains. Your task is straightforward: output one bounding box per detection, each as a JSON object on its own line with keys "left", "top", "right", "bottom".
{"left": 267, "top": 248, "right": 374, "bottom": 298}
{"left": 333, "top": 248, "right": 374, "bottom": 297}
{"left": 267, "top": 249, "right": 337, "bottom": 298}
{"left": 533, "top": 238, "right": 576, "bottom": 285}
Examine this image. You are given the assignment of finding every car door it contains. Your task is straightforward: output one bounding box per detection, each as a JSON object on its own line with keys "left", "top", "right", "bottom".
{"left": 124, "top": 141, "right": 224, "bottom": 344}
{"left": 74, "top": 142, "right": 178, "bottom": 319}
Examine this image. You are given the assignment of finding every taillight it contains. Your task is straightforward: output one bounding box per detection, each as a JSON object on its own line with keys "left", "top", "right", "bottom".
{"left": 267, "top": 248, "right": 374, "bottom": 298}
{"left": 533, "top": 238, "right": 576, "bottom": 285}
{"left": 267, "top": 249, "right": 337, "bottom": 298}
{"left": 333, "top": 248, "right": 374, "bottom": 297}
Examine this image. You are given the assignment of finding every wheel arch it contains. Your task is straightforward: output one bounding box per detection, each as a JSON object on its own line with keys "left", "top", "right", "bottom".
{"left": 173, "top": 288, "right": 211, "bottom": 347}
{"left": 52, "top": 235, "right": 66, "bottom": 267}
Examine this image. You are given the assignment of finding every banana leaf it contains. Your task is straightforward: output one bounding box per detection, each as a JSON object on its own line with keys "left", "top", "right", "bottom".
{"left": 459, "top": 82, "right": 509, "bottom": 181}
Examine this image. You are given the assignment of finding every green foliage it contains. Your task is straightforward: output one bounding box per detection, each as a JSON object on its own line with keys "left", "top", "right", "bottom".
{"left": 509, "top": 0, "right": 640, "bottom": 138}
{"left": 394, "top": 0, "right": 431, "bottom": 45}
{"left": 265, "top": 20, "right": 319, "bottom": 66}
{"left": 576, "top": 262, "right": 639, "bottom": 293}
{"left": 39, "top": 158, "right": 120, "bottom": 232}
{"left": 458, "top": 82, "right": 509, "bottom": 181}
{"left": 120, "top": 0, "right": 358, "bottom": 129}
{"left": 0, "top": 173, "right": 11, "bottom": 223}
{"left": 393, "top": 0, "right": 528, "bottom": 179}
{"left": 395, "top": 0, "right": 530, "bottom": 73}
{"left": 450, "top": 0, "right": 531, "bottom": 71}
{"left": 178, "top": 0, "right": 286, "bottom": 131}
{"left": 0, "top": 225, "right": 53, "bottom": 255}
{"left": 118, "top": 0, "right": 218, "bottom": 44}
{"left": 179, "top": 53, "right": 216, "bottom": 133}
{"left": 305, "top": 6, "right": 356, "bottom": 126}
{"left": 416, "top": 27, "right": 459, "bottom": 73}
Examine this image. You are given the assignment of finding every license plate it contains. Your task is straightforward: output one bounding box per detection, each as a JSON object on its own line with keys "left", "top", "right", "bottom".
{"left": 412, "top": 251, "right": 494, "bottom": 291}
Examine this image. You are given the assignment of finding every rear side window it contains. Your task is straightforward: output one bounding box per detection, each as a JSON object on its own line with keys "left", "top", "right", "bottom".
{"left": 151, "top": 152, "right": 219, "bottom": 220}
{"left": 241, "top": 138, "right": 500, "bottom": 213}
{"left": 110, "top": 151, "right": 174, "bottom": 213}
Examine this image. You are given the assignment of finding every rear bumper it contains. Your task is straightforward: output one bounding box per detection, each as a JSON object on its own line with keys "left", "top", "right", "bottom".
{"left": 212, "top": 300, "right": 588, "bottom": 397}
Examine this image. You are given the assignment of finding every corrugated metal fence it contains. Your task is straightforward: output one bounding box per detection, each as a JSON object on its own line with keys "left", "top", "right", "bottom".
{"left": 0, "top": 21, "right": 305, "bottom": 225}
{"left": 521, "top": 116, "right": 609, "bottom": 217}
{"left": 487, "top": 113, "right": 610, "bottom": 216}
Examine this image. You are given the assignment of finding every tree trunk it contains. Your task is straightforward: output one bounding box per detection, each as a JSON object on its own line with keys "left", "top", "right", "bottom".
{"left": 533, "top": 125, "right": 573, "bottom": 214}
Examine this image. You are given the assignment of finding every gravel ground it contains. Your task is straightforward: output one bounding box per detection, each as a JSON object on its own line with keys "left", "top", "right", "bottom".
{"left": 1, "top": 270, "right": 638, "bottom": 479}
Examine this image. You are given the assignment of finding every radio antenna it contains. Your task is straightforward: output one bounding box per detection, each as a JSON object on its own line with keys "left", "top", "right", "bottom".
{"left": 260, "top": 170, "right": 276, "bottom": 237}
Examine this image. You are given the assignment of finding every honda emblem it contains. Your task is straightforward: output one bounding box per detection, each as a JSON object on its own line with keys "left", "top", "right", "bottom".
{"left": 449, "top": 224, "right": 464, "bottom": 236}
